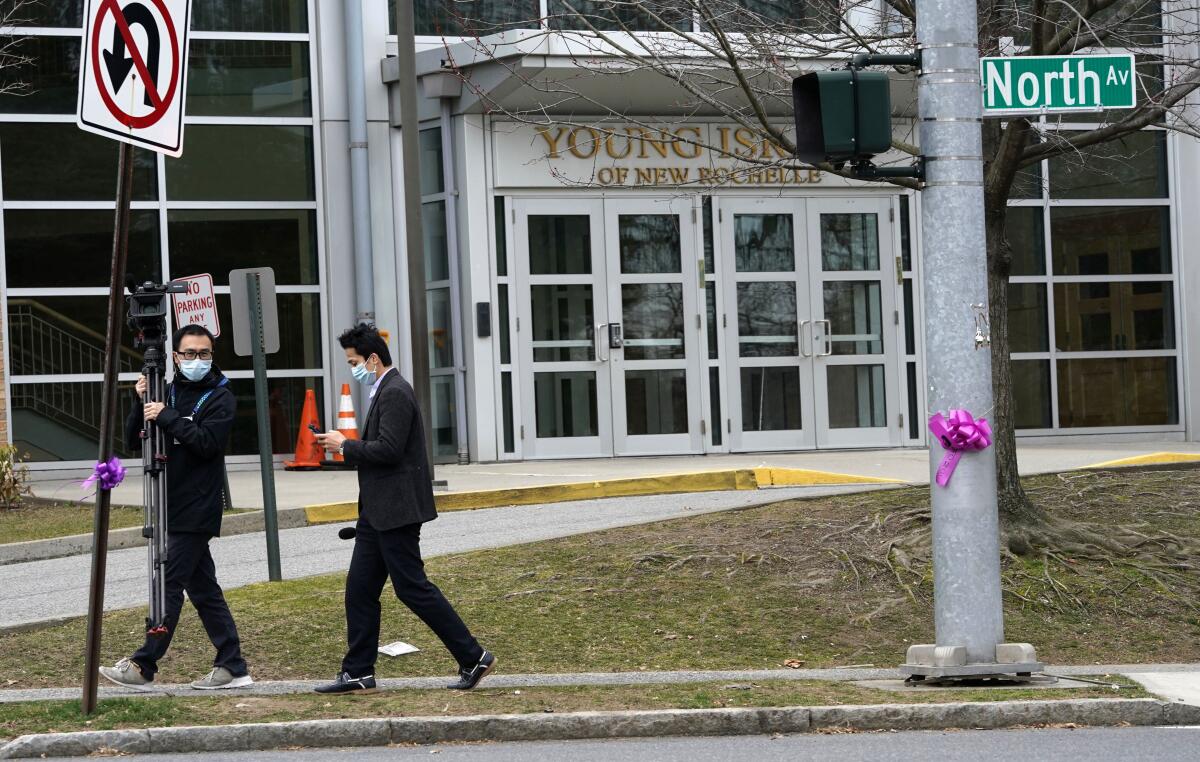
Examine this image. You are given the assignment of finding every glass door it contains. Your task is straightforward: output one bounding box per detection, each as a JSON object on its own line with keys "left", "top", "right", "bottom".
{"left": 806, "top": 198, "right": 902, "bottom": 447}
{"left": 604, "top": 198, "right": 704, "bottom": 455}
{"left": 514, "top": 198, "right": 612, "bottom": 457}
{"left": 720, "top": 198, "right": 816, "bottom": 451}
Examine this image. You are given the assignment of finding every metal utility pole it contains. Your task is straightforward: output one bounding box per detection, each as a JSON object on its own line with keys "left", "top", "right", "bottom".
{"left": 900, "top": 0, "right": 1041, "bottom": 680}
{"left": 393, "top": 0, "right": 434, "bottom": 466}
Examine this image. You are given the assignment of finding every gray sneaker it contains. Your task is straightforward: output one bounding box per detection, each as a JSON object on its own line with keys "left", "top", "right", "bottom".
{"left": 99, "top": 658, "right": 152, "bottom": 690}
{"left": 191, "top": 666, "right": 254, "bottom": 690}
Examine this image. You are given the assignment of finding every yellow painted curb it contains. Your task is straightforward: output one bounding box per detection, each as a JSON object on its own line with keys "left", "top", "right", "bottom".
{"left": 304, "top": 466, "right": 899, "bottom": 525}
{"left": 1084, "top": 452, "right": 1200, "bottom": 469}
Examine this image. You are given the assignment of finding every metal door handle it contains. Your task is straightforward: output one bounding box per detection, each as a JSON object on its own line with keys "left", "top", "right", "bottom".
{"left": 595, "top": 323, "right": 608, "bottom": 362}
{"left": 818, "top": 319, "right": 833, "bottom": 357}
{"left": 798, "top": 319, "right": 812, "bottom": 358}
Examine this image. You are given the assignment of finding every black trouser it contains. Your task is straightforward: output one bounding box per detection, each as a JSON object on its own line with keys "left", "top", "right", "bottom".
{"left": 341, "top": 518, "right": 483, "bottom": 677}
{"left": 131, "top": 532, "right": 247, "bottom": 681}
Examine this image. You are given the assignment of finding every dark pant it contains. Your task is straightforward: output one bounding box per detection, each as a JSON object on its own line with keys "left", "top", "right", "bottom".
{"left": 342, "top": 518, "right": 483, "bottom": 677}
{"left": 131, "top": 532, "right": 247, "bottom": 681}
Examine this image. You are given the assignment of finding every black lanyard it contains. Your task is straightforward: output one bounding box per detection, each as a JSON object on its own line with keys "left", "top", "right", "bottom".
{"left": 169, "top": 377, "right": 228, "bottom": 417}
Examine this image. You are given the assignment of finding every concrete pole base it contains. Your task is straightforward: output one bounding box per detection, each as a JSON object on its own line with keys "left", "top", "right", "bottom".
{"left": 899, "top": 643, "right": 1043, "bottom": 680}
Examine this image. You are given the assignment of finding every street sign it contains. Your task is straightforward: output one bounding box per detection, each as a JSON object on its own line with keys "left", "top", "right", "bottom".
{"left": 229, "top": 267, "right": 280, "bottom": 357}
{"left": 980, "top": 54, "right": 1136, "bottom": 115}
{"left": 171, "top": 273, "right": 219, "bottom": 337}
{"left": 77, "top": 0, "right": 193, "bottom": 156}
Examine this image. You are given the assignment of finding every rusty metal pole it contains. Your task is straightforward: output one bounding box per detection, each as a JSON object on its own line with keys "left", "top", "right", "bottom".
{"left": 82, "top": 142, "right": 134, "bottom": 714}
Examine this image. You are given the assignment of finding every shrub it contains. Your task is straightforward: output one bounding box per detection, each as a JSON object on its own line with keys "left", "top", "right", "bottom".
{"left": 0, "top": 444, "right": 31, "bottom": 509}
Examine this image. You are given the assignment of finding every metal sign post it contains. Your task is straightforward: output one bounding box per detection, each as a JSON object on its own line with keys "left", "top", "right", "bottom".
{"left": 230, "top": 267, "right": 282, "bottom": 582}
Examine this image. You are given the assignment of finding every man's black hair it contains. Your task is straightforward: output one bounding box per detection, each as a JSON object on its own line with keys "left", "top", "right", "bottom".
{"left": 173, "top": 324, "right": 216, "bottom": 351}
{"left": 338, "top": 323, "right": 392, "bottom": 366}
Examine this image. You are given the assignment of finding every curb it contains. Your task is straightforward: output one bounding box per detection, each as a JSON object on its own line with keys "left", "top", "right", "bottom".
{"left": 1084, "top": 452, "right": 1200, "bottom": 469}
{"left": 306, "top": 467, "right": 903, "bottom": 525}
{"left": 1, "top": 698, "right": 1196, "bottom": 758}
{"left": 0, "top": 508, "right": 308, "bottom": 566}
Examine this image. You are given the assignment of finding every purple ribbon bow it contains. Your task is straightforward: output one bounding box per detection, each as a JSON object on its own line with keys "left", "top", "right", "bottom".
{"left": 83, "top": 456, "right": 126, "bottom": 492}
{"left": 928, "top": 410, "right": 992, "bottom": 487}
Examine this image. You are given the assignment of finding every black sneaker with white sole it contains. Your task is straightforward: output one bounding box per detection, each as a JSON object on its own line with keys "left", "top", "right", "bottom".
{"left": 314, "top": 671, "right": 377, "bottom": 694}
{"left": 447, "top": 650, "right": 496, "bottom": 690}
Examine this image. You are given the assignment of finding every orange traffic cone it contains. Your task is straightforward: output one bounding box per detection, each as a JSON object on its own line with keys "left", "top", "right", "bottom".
{"left": 322, "top": 384, "right": 360, "bottom": 469}
{"left": 283, "top": 389, "right": 323, "bottom": 471}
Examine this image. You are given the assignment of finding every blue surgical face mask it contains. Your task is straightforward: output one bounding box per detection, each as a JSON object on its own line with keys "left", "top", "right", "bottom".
{"left": 179, "top": 359, "right": 211, "bottom": 382}
{"left": 351, "top": 359, "right": 375, "bottom": 385}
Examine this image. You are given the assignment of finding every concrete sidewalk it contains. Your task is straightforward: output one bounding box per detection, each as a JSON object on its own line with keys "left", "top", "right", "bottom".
{"left": 26, "top": 443, "right": 1200, "bottom": 511}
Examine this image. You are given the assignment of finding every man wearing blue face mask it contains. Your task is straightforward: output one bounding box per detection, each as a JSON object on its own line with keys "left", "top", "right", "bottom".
{"left": 100, "top": 324, "right": 252, "bottom": 691}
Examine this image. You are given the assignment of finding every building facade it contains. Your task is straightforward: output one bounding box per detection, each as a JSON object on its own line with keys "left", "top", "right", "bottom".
{"left": 0, "top": 0, "right": 1196, "bottom": 470}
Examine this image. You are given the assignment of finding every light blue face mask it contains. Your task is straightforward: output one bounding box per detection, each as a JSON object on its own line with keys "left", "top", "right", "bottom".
{"left": 351, "top": 359, "right": 376, "bottom": 385}
{"left": 179, "top": 359, "right": 211, "bottom": 382}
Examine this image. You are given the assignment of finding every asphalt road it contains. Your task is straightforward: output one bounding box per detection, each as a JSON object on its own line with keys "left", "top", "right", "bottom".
{"left": 0, "top": 486, "right": 877, "bottom": 630}
{"left": 40, "top": 726, "right": 1200, "bottom": 761}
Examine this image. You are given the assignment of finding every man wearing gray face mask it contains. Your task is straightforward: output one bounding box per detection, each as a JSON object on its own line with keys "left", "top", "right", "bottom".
{"left": 99, "top": 324, "right": 252, "bottom": 691}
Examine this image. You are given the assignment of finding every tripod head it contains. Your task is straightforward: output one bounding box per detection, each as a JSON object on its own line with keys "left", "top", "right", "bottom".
{"left": 127, "top": 280, "right": 187, "bottom": 355}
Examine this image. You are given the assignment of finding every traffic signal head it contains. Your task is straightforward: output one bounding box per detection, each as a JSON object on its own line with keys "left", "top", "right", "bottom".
{"left": 792, "top": 70, "right": 893, "bottom": 166}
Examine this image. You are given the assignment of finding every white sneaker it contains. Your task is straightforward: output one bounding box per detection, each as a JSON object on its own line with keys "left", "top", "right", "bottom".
{"left": 99, "top": 658, "right": 153, "bottom": 690}
{"left": 191, "top": 666, "right": 254, "bottom": 690}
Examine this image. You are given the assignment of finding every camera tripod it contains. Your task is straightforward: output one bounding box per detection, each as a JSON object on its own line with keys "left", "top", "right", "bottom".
{"left": 140, "top": 342, "right": 170, "bottom": 638}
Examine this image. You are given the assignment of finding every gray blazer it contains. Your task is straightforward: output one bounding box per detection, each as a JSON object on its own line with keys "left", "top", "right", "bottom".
{"left": 341, "top": 369, "right": 437, "bottom": 531}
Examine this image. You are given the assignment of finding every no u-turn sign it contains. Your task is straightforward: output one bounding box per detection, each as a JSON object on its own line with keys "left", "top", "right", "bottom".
{"left": 77, "top": 0, "right": 192, "bottom": 156}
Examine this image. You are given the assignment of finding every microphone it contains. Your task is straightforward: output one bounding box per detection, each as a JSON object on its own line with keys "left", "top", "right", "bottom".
{"left": 338, "top": 527, "right": 357, "bottom": 540}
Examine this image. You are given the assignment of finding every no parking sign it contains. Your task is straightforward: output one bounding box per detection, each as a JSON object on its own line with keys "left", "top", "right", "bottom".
{"left": 76, "top": 0, "right": 192, "bottom": 156}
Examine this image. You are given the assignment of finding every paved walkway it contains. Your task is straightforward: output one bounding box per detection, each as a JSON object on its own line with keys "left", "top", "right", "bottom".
{"left": 3, "top": 663, "right": 1197, "bottom": 705}
{"left": 0, "top": 485, "right": 879, "bottom": 631}
{"left": 26, "top": 444, "right": 1200, "bottom": 511}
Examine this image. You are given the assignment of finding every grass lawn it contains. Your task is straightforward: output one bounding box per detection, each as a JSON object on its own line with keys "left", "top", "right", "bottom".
{"left": 1, "top": 467, "right": 1198, "bottom": 692}
{"left": 0, "top": 678, "right": 1146, "bottom": 742}
{"left": 0, "top": 499, "right": 247, "bottom": 545}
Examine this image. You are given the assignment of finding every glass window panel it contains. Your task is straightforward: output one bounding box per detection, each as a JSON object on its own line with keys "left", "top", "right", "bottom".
{"left": 737, "top": 282, "right": 796, "bottom": 357}
{"left": 619, "top": 215, "right": 681, "bottom": 274}
{"left": 226, "top": 377, "right": 323, "bottom": 456}
{"left": 528, "top": 215, "right": 592, "bottom": 275}
{"left": 1054, "top": 282, "right": 1174, "bottom": 352}
{"left": 550, "top": 0, "right": 692, "bottom": 31}
{"left": 1013, "top": 359, "right": 1052, "bottom": 429}
{"left": 419, "top": 128, "right": 443, "bottom": 196}
{"left": 823, "top": 281, "right": 882, "bottom": 355}
{"left": 1051, "top": 207, "right": 1170, "bottom": 275}
{"left": 430, "top": 375, "right": 457, "bottom": 458}
{"left": 192, "top": 0, "right": 308, "bottom": 33}
{"left": 709, "top": 366, "right": 722, "bottom": 446}
{"left": 166, "top": 125, "right": 314, "bottom": 201}
{"left": 1049, "top": 132, "right": 1167, "bottom": 200}
{"left": 187, "top": 40, "right": 311, "bottom": 117}
{"left": 821, "top": 213, "right": 879, "bottom": 271}
{"left": 494, "top": 195, "right": 507, "bottom": 277}
{"left": 423, "top": 201, "right": 449, "bottom": 282}
{"left": 167, "top": 210, "right": 318, "bottom": 286}
{"left": 497, "top": 285, "right": 511, "bottom": 365}
{"left": 706, "top": 282, "right": 719, "bottom": 360}
{"left": 1008, "top": 283, "right": 1048, "bottom": 353}
{"left": 7, "top": 295, "right": 141, "bottom": 376}
{"left": 0, "top": 0, "right": 84, "bottom": 26}
{"left": 531, "top": 284, "right": 595, "bottom": 361}
{"left": 725, "top": 0, "right": 839, "bottom": 32}
{"left": 826, "top": 364, "right": 886, "bottom": 428}
{"left": 625, "top": 369, "right": 688, "bottom": 435}
{"left": 10, "top": 380, "right": 139, "bottom": 462}
{"left": 898, "top": 195, "right": 912, "bottom": 270}
{"left": 735, "top": 214, "right": 793, "bottom": 272}
{"left": 1057, "top": 357, "right": 1177, "bottom": 427}
{"left": 906, "top": 361, "right": 919, "bottom": 439}
{"left": 1005, "top": 206, "right": 1045, "bottom": 276}
{"left": 902, "top": 279, "right": 915, "bottom": 355}
{"left": 0, "top": 123, "right": 157, "bottom": 200}
{"left": 427, "top": 287, "right": 454, "bottom": 369}
{"left": 210, "top": 293, "right": 322, "bottom": 371}
{"left": 703, "top": 197, "right": 715, "bottom": 275}
{"left": 740, "top": 366, "right": 801, "bottom": 431}
{"left": 390, "top": 0, "right": 541, "bottom": 35}
{"left": 0, "top": 36, "right": 80, "bottom": 114}
{"left": 534, "top": 371, "right": 598, "bottom": 437}
{"left": 5, "top": 209, "right": 160, "bottom": 288}
{"left": 1010, "top": 161, "right": 1043, "bottom": 200}
{"left": 501, "top": 371, "right": 514, "bottom": 453}
{"left": 622, "top": 283, "right": 684, "bottom": 360}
